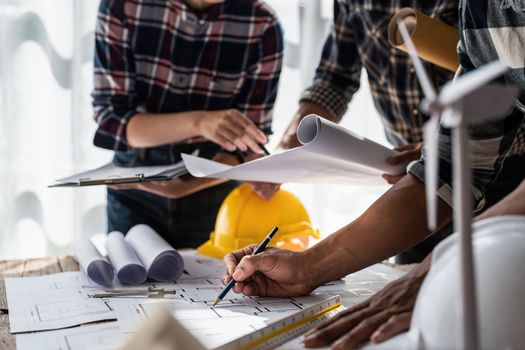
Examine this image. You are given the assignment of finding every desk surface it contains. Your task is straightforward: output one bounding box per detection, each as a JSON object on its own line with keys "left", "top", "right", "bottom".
{"left": 0, "top": 256, "right": 413, "bottom": 350}
{"left": 0, "top": 256, "right": 79, "bottom": 350}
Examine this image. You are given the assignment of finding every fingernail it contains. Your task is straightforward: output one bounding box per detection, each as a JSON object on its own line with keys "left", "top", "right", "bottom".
{"left": 232, "top": 269, "right": 245, "bottom": 281}
{"left": 371, "top": 330, "right": 383, "bottom": 342}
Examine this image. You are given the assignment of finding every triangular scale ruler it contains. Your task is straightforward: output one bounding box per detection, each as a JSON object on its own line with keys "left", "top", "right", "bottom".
{"left": 215, "top": 295, "right": 343, "bottom": 350}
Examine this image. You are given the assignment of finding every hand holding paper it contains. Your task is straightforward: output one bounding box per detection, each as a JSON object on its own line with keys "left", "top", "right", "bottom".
{"left": 182, "top": 115, "right": 405, "bottom": 185}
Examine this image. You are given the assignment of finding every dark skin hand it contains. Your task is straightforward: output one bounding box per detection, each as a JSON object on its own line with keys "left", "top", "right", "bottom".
{"left": 303, "top": 178, "right": 525, "bottom": 349}
{"left": 304, "top": 255, "right": 431, "bottom": 349}
{"left": 382, "top": 142, "right": 423, "bottom": 185}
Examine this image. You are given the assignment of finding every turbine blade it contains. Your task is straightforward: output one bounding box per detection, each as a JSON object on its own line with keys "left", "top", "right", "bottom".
{"left": 424, "top": 115, "right": 440, "bottom": 231}
{"left": 439, "top": 61, "right": 508, "bottom": 106}
{"left": 461, "top": 85, "right": 519, "bottom": 124}
{"left": 397, "top": 20, "right": 437, "bottom": 101}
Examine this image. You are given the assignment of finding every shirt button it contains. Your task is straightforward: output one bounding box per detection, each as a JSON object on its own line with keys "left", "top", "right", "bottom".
{"left": 409, "top": 67, "right": 415, "bottom": 74}
{"left": 412, "top": 108, "right": 419, "bottom": 115}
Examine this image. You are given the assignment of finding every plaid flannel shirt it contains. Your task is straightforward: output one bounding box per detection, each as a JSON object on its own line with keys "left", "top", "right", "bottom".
{"left": 408, "top": 0, "right": 525, "bottom": 211}
{"left": 301, "top": 0, "right": 458, "bottom": 146}
{"left": 92, "top": 0, "right": 283, "bottom": 152}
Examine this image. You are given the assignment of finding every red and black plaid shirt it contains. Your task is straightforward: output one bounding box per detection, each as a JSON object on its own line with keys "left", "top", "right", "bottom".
{"left": 92, "top": 0, "right": 283, "bottom": 151}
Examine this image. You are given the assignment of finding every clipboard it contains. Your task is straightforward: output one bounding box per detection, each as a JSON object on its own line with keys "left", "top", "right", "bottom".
{"left": 49, "top": 160, "right": 188, "bottom": 187}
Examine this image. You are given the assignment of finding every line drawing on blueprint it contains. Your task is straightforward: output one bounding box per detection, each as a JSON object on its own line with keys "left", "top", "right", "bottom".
{"left": 6, "top": 272, "right": 116, "bottom": 332}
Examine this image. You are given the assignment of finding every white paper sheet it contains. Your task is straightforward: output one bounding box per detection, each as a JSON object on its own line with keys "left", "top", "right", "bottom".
{"left": 5, "top": 272, "right": 116, "bottom": 333}
{"left": 111, "top": 290, "right": 334, "bottom": 349}
{"left": 15, "top": 322, "right": 128, "bottom": 350}
{"left": 73, "top": 237, "right": 114, "bottom": 286}
{"left": 106, "top": 231, "right": 147, "bottom": 285}
{"left": 9, "top": 252, "right": 406, "bottom": 349}
{"left": 183, "top": 115, "right": 405, "bottom": 185}
{"left": 52, "top": 160, "right": 187, "bottom": 186}
{"left": 125, "top": 224, "right": 184, "bottom": 282}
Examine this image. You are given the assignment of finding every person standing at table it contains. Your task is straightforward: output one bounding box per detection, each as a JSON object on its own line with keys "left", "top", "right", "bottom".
{"left": 92, "top": 0, "right": 283, "bottom": 248}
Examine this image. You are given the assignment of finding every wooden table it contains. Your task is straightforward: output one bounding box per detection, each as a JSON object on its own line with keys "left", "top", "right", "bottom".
{"left": 0, "top": 256, "right": 79, "bottom": 350}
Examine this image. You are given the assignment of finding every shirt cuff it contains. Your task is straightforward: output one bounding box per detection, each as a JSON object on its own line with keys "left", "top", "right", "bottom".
{"left": 300, "top": 81, "right": 350, "bottom": 118}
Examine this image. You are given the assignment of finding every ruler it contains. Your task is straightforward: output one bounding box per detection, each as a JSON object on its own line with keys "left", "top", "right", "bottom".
{"left": 216, "top": 295, "right": 344, "bottom": 350}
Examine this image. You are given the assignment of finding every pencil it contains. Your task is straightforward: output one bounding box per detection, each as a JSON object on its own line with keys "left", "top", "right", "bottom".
{"left": 213, "top": 226, "right": 279, "bottom": 306}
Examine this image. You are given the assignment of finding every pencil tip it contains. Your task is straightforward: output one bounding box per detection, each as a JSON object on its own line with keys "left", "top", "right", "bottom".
{"left": 212, "top": 298, "right": 220, "bottom": 306}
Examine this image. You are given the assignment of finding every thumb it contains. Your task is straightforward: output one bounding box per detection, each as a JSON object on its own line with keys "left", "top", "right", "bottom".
{"left": 232, "top": 253, "right": 276, "bottom": 282}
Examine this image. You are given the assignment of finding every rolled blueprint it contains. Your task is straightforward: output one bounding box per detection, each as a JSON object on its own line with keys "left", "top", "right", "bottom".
{"left": 73, "top": 237, "right": 114, "bottom": 286}
{"left": 296, "top": 114, "right": 404, "bottom": 174}
{"left": 388, "top": 7, "right": 459, "bottom": 72}
{"left": 125, "top": 224, "right": 184, "bottom": 282}
{"left": 106, "top": 231, "right": 147, "bottom": 285}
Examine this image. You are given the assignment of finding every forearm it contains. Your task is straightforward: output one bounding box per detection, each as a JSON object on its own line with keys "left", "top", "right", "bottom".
{"left": 305, "top": 175, "right": 451, "bottom": 285}
{"left": 126, "top": 111, "right": 203, "bottom": 148}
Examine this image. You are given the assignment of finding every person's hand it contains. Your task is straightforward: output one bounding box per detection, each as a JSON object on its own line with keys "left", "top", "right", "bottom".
{"left": 242, "top": 152, "right": 281, "bottom": 200}
{"left": 382, "top": 142, "right": 423, "bottom": 185}
{"left": 223, "top": 245, "right": 315, "bottom": 297}
{"left": 278, "top": 123, "right": 302, "bottom": 150}
{"left": 303, "top": 256, "right": 431, "bottom": 349}
{"left": 248, "top": 182, "right": 281, "bottom": 200}
{"left": 195, "top": 109, "right": 267, "bottom": 154}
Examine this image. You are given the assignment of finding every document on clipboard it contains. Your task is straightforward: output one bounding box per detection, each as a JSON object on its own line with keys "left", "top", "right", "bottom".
{"left": 49, "top": 160, "right": 188, "bottom": 187}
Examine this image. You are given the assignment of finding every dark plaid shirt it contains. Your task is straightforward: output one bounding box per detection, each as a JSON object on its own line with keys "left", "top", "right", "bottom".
{"left": 409, "top": 0, "right": 525, "bottom": 210}
{"left": 301, "top": 0, "right": 458, "bottom": 146}
{"left": 92, "top": 0, "right": 283, "bottom": 152}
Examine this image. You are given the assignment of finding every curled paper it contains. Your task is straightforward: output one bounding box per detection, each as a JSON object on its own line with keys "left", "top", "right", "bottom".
{"left": 106, "top": 231, "right": 147, "bottom": 285}
{"left": 73, "top": 237, "right": 114, "bottom": 286}
{"left": 125, "top": 225, "right": 184, "bottom": 282}
{"left": 388, "top": 7, "right": 459, "bottom": 72}
{"left": 182, "top": 114, "right": 404, "bottom": 185}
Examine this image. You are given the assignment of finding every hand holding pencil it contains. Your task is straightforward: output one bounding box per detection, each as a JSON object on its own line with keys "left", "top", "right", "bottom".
{"left": 220, "top": 232, "right": 316, "bottom": 299}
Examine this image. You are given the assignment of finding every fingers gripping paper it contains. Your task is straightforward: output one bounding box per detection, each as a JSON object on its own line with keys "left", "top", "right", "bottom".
{"left": 182, "top": 115, "right": 405, "bottom": 185}
{"left": 125, "top": 225, "right": 184, "bottom": 282}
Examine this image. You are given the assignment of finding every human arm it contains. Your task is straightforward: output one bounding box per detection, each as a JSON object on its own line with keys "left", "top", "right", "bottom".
{"left": 278, "top": 1, "right": 362, "bottom": 150}
{"left": 92, "top": 1, "right": 268, "bottom": 154}
{"left": 223, "top": 174, "right": 452, "bottom": 297}
{"left": 304, "top": 176, "right": 525, "bottom": 349}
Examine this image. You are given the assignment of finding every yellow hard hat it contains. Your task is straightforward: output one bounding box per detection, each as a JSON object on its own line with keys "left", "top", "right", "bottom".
{"left": 197, "top": 183, "right": 320, "bottom": 258}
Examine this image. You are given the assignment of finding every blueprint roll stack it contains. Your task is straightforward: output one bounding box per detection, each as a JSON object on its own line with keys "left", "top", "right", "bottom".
{"left": 73, "top": 237, "right": 114, "bottom": 286}
{"left": 74, "top": 224, "right": 184, "bottom": 285}
{"left": 126, "top": 224, "right": 184, "bottom": 282}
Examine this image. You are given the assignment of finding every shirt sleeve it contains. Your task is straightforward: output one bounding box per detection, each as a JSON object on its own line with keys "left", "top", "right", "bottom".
{"left": 300, "top": 0, "right": 362, "bottom": 119}
{"left": 408, "top": 16, "right": 525, "bottom": 212}
{"left": 92, "top": 0, "right": 137, "bottom": 152}
{"left": 233, "top": 17, "right": 284, "bottom": 136}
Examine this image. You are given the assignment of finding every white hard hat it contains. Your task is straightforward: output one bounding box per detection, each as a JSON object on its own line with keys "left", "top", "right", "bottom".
{"left": 408, "top": 215, "right": 525, "bottom": 349}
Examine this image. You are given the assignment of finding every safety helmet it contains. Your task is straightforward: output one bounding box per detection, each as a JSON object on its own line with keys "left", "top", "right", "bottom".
{"left": 407, "top": 215, "right": 525, "bottom": 349}
{"left": 197, "top": 183, "right": 320, "bottom": 258}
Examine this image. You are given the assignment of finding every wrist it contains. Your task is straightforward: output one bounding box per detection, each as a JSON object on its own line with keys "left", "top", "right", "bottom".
{"left": 190, "top": 110, "right": 207, "bottom": 136}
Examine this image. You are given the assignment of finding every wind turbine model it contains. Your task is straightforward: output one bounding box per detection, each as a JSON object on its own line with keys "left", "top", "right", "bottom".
{"left": 397, "top": 21, "right": 518, "bottom": 350}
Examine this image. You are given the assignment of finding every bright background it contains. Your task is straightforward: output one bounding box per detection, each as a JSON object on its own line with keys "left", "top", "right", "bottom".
{"left": 0, "top": 0, "right": 391, "bottom": 259}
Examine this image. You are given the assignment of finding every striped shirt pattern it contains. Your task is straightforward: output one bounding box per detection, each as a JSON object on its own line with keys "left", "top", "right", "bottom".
{"left": 92, "top": 0, "right": 283, "bottom": 151}
{"left": 409, "top": 0, "right": 525, "bottom": 210}
{"left": 301, "top": 0, "right": 458, "bottom": 146}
